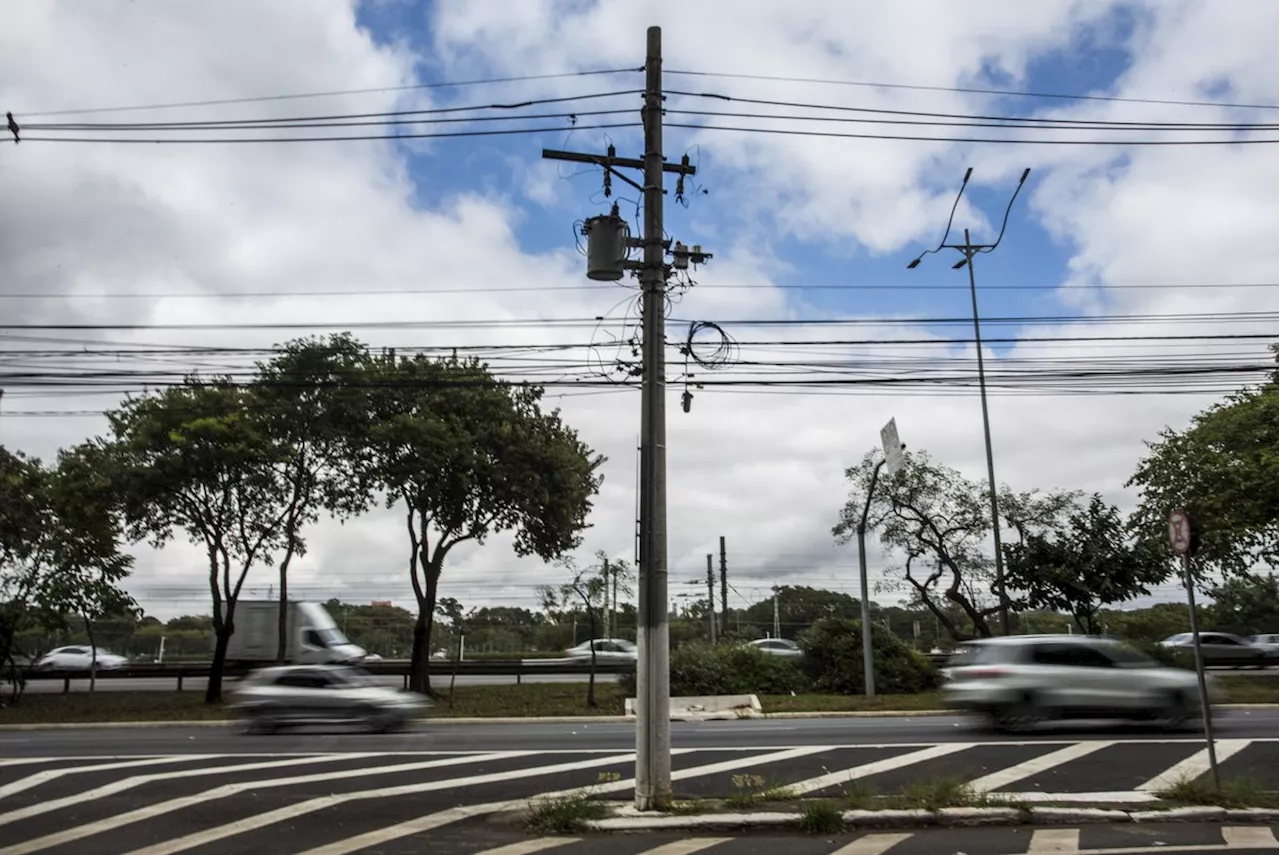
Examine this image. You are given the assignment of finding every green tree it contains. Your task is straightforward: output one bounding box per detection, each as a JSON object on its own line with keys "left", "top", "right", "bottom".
{"left": 739, "top": 585, "right": 862, "bottom": 640}
{"left": 252, "top": 334, "right": 377, "bottom": 663}
{"left": 105, "top": 379, "right": 294, "bottom": 703}
{"left": 1, "top": 445, "right": 135, "bottom": 702}
{"left": 363, "top": 352, "right": 603, "bottom": 694}
{"left": 834, "top": 448, "right": 1071, "bottom": 640}
{"left": 1003, "top": 495, "right": 1170, "bottom": 634}
{"left": 1128, "top": 365, "right": 1278, "bottom": 580}
{"left": 538, "top": 551, "right": 628, "bottom": 708}
{"left": 1206, "top": 573, "right": 1278, "bottom": 636}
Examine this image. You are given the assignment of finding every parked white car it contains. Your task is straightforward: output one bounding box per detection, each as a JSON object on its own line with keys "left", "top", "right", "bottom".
{"left": 566, "top": 638, "right": 637, "bottom": 663}
{"left": 746, "top": 638, "right": 803, "bottom": 660}
{"left": 34, "top": 646, "right": 129, "bottom": 672}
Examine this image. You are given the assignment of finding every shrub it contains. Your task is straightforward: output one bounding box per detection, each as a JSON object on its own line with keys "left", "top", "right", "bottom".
{"left": 799, "top": 618, "right": 941, "bottom": 695}
{"left": 618, "top": 641, "right": 808, "bottom": 696}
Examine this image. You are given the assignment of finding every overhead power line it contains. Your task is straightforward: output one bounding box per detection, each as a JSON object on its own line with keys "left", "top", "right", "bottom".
{"left": 16, "top": 68, "right": 644, "bottom": 118}
{"left": 14, "top": 122, "right": 639, "bottom": 146}
{"left": 664, "top": 69, "right": 1280, "bottom": 112}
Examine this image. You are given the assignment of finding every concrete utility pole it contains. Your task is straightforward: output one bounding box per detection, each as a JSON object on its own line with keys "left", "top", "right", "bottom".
{"left": 545, "top": 26, "right": 701, "bottom": 810}
{"left": 907, "top": 168, "right": 1030, "bottom": 637}
{"left": 772, "top": 588, "right": 782, "bottom": 639}
{"left": 718, "top": 536, "right": 729, "bottom": 636}
{"left": 706, "top": 554, "right": 717, "bottom": 642}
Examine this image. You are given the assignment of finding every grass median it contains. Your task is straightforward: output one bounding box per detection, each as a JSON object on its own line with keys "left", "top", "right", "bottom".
{"left": 0, "top": 675, "right": 1273, "bottom": 725}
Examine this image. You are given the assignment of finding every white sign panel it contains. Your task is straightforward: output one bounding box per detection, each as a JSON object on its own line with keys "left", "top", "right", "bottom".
{"left": 880, "top": 418, "right": 905, "bottom": 475}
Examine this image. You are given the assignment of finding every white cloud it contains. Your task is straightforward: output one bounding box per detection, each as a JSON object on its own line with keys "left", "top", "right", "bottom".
{"left": 0, "top": 0, "right": 1274, "bottom": 623}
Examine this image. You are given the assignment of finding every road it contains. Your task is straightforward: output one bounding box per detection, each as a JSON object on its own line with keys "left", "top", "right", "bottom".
{"left": 0, "top": 712, "right": 1274, "bottom": 855}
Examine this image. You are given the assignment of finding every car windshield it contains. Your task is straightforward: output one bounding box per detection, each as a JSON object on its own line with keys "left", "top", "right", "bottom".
{"left": 1099, "top": 641, "right": 1157, "bottom": 668}
{"left": 316, "top": 628, "right": 348, "bottom": 645}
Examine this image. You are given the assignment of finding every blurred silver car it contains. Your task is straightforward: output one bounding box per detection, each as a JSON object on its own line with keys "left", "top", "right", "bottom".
{"left": 943, "top": 634, "right": 1218, "bottom": 733}
{"left": 565, "top": 638, "right": 637, "bottom": 663}
{"left": 228, "top": 665, "right": 430, "bottom": 734}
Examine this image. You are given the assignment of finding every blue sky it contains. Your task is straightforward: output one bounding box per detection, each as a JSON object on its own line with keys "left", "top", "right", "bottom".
{"left": 341, "top": 0, "right": 1158, "bottom": 347}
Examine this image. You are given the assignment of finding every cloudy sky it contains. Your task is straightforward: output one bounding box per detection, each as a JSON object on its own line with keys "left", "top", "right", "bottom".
{"left": 1, "top": 0, "right": 1276, "bottom": 622}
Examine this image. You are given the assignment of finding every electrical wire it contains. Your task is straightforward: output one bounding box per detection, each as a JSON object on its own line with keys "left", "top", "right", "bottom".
{"left": 19, "top": 90, "right": 643, "bottom": 131}
{"left": 663, "top": 69, "right": 1280, "bottom": 112}
{"left": 14, "top": 122, "right": 639, "bottom": 145}
{"left": 16, "top": 68, "right": 643, "bottom": 118}
{"left": 665, "top": 109, "right": 1277, "bottom": 133}
{"left": 667, "top": 122, "right": 1277, "bottom": 146}
{"left": 0, "top": 282, "right": 1272, "bottom": 299}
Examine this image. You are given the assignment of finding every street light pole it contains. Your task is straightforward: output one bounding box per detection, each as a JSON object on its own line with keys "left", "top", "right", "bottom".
{"left": 907, "top": 168, "right": 1030, "bottom": 636}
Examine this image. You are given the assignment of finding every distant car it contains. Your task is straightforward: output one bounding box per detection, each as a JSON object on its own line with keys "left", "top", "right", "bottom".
{"left": 227, "top": 664, "right": 430, "bottom": 734}
{"left": 746, "top": 638, "right": 803, "bottom": 660}
{"left": 566, "top": 638, "right": 637, "bottom": 663}
{"left": 1159, "top": 632, "right": 1270, "bottom": 668}
{"left": 1247, "top": 634, "right": 1278, "bottom": 662}
{"left": 34, "top": 646, "right": 128, "bottom": 672}
{"left": 943, "top": 634, "right": 1218, "bottom": 732}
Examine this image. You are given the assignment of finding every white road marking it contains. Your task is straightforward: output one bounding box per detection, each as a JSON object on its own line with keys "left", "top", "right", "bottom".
{"left": 968, "top": 742, "right": 1113, "bottom": 793}
{"left": 1028, "top": 828, "right": 1080, "bottom": 854}
{"left": 106, "top": 750, "right": 655, "bottom": 855}
{"left": 634, "top": 840, "right": 732, "bottom": 855}
{"left": 287, "top": 746, "right": 830, "bottom": 855}
{"left": 785, "top": 743, "right": 973, "bottom": 794}
{"left": 0, "top": 752, "right": 387, "bottom": 830}
{"left": 1137, "top": 739, "right": 1252, "bottom": 792}
{"left": 0, "top": 751, "right": 534, "bottom": 855}
{"left": 0, "top": 755, "right": 223, "bottom": 800}
{"left": 1220, "top": 826, "right": 1279, "bottom": 848}
{"left": 830, "top": 833, "right": 914, "bottom": 854}
{"left": 471, "top": 839, "right": 579, "bottom": 855}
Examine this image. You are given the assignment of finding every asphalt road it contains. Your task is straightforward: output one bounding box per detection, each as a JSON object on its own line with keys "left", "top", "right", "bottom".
{"left": 0, "top": 714, "right": 1274, "bottom": 855}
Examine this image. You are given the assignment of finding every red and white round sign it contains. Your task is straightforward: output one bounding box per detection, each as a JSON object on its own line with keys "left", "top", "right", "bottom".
{"left": 1168, "top": 508, "right": 1193, "bottom": 555}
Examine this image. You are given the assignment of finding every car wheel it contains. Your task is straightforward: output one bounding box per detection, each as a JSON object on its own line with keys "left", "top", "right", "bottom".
{"left": 1151, "top": 691, "right": 1192, "bottom": 730}
{"left": 246, "top": 709, "right": 279, "bottom": 735}
{"left": 995, "top": 696, "right": 1047, "bottom": 733}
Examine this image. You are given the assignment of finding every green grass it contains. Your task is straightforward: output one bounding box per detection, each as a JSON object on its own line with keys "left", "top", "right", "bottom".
{"left": 0, "top": 691, "right": 227, "bottom": 724}
{"left": 798, "top": 799, "right": 845, "bottom": 834}
{"left": 1217, "top": 677, "right": 1278, "bottom": 704}
{"left": 1157, "top": 776, "right": 1276, "bottom": 809}
{"left": 526, "top": 793, "right": 610, "bottom": 833}
{"left": 760, "top": 692, "right": 946, "bottom": 713}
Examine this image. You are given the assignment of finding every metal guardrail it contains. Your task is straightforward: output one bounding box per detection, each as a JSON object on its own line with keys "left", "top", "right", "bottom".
{"left": 19, "top": 657, "right": 640, "bottom": 691}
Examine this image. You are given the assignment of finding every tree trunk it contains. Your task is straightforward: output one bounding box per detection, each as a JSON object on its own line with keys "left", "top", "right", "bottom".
{"left": 208, "top": 627, "right": 231, "bottom": 704}
{"left": 276, "top": 559, "right": 290, "bottom": 664}
{"left": 85, "top": 615, "right": 97, "bottom": 695}
{"left": 408, "top": 608, "right": 430, "bottom": 695}
{"left": 448, "top": 633, "right": 461, "bottom": 709}
{"left": 587, "top": 610, "right": 597, "bottom": 709}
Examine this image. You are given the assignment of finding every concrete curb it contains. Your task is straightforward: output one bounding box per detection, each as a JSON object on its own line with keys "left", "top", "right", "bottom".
{"left": 586, "top": 805, "right": 1280, "bottom": 832}
{"left": 0, "top": 703, "right": 1273, "bottom": 731}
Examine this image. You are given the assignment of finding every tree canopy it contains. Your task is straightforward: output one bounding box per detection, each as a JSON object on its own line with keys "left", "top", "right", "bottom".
{"left": 105, "top": 379, "right": 296, "bottom": 702}
{"left": 1, "top": 445, "right": 135, "bottom": 700}
{"left": 363, "top": 350, "right": 604, "bottom": 693}
{"left": 1004, "top": 494, "right": 1170, "bottom": 634}
{"left": 1127, "top": 365, "right": 1278, "bottom": 579}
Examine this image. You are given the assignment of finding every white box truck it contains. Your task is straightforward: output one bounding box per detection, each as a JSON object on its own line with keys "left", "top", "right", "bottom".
{"left": 222, "top": 601, "right": 367, "bottom": 666}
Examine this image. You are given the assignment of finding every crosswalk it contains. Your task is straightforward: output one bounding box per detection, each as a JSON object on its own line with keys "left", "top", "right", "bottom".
{"left": 0, "top": 738, "right": 1273, "bottom": 855}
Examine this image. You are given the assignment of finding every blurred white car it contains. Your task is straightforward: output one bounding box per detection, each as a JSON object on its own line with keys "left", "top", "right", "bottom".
{"left": 746, "top": 638, "right": 803, "bottom": 660}
{"left": 34, "top": 646, "right": 128, "bottom": 672}
{"left": 1247, "top": 634, "right": 1278, "bottom": 661}
{"left": 566, "top": 638, "right": 637, "bottom": 663}
{"left": 944, "top": 634, "right": 1217, "bottom": 732}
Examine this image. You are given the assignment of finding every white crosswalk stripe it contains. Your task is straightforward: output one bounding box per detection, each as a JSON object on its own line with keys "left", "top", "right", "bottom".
{"left": 0, "top": 739, "right": 1272, "bottom": 855}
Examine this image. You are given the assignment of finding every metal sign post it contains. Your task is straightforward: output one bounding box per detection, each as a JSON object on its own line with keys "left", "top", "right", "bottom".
{"left": 1168, "top": 508, "right": 1219, "bottom": 790}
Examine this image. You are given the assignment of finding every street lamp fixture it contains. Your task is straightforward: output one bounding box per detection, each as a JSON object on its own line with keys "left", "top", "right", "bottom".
{"left": 904, "top": 167, "right": 1032, "bottom": 637}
